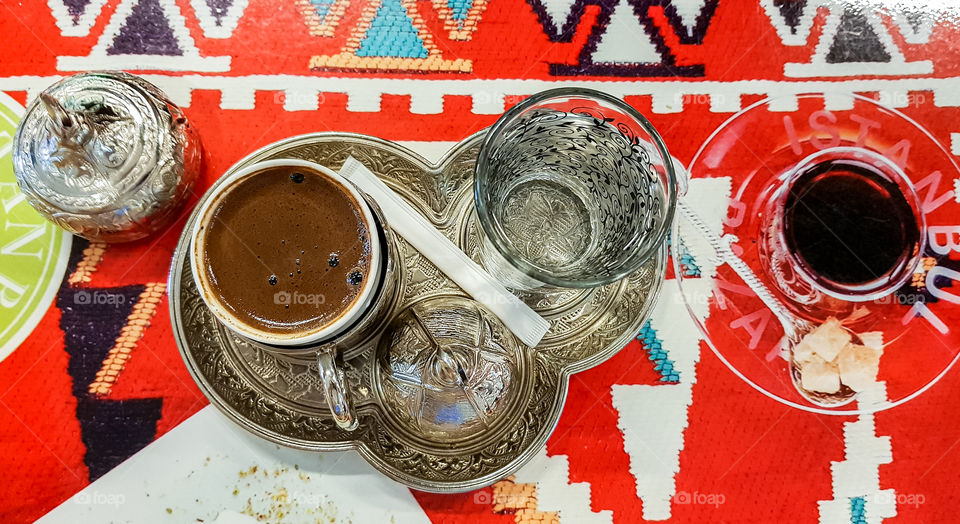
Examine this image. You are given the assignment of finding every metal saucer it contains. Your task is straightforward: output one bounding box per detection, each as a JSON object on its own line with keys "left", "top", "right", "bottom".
{"left": 170, "top": 131, "right": 666, "bottom": 492}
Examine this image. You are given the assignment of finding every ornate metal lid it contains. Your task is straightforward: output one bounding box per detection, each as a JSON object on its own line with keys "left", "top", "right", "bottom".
{"left": 13, "top": 71, "right": 167, "bottom": 214}
{"left": 376, "top": 296, "right": 530, "bottom": 451}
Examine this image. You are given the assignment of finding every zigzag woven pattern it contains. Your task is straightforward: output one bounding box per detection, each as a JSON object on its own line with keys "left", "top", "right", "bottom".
{"left": 2, "top": 1, "right": 960, "bottom": 523}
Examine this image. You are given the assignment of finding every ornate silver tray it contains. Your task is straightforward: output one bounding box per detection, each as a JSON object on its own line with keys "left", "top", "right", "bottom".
{"left": 169, "top": 132, "right": 666, "bottom": 492}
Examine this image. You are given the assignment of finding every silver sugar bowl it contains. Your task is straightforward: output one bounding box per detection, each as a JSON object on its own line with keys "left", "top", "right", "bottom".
{"left": 375, "top": 296, "right": 534, "bottom": 454}
{"left": 12, "top": 71, "right": 201, "bottom": 242}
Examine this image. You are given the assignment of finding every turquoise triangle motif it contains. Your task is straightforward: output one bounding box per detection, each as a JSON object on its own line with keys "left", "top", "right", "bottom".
{"left": 448, "top": 0, "right": 472, "bottom": 21}
{"left": 357, "top": 0, "right": 429, "bottom": 58}
{"left": 310, "top": 0, "right": 335, "bottom": 19}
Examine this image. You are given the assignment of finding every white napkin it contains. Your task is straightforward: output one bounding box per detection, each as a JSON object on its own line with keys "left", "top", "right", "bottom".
{"left": 339, "top": 156, "right": 550, "bottom": 347}
{"left": 214, "top": 511, "right": 258, "bottom": 523}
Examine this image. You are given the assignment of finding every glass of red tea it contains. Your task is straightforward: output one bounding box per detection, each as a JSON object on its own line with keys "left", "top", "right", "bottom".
{"left": 759, "top": 145, "right": 926, "bottom": 311}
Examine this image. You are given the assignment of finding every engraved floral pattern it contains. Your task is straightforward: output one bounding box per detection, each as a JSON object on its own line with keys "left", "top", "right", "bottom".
{"left": 500, "top": 181, "right": 591, "bottom": 267}
{"left": 170, "top": 133, "right": 665, "bottom": 491}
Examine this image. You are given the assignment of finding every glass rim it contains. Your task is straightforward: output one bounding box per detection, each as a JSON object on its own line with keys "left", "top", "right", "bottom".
{"left": 474, "top": 87, "right": 678, "bottom": 288}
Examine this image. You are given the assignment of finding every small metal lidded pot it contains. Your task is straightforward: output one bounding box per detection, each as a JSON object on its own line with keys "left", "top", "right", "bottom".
{"left": 12, "top": 71, "right": 201, "bottom": 242}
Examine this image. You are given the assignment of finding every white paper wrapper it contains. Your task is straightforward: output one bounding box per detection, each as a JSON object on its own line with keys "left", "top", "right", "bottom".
{"left": 339, "top": 156, "right": 550, "bottom": 347}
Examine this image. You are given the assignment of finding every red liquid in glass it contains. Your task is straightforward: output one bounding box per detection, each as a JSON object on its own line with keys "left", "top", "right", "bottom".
{"left": 784, "top": 160, "right": 918, "bottom": 286}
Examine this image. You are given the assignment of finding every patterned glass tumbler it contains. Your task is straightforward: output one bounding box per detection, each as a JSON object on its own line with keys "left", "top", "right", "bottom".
{"left": 474, "top": 88, "right": 679, "bottom": 290}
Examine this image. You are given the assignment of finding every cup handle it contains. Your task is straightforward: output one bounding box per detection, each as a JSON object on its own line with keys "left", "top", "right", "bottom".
{"left": 316, "top": 345, "right": 358, "bottom": 431}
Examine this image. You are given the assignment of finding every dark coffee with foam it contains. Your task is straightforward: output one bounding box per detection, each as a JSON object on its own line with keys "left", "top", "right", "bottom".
{"left": 197, "top": 165, "right": 373, "bottom": 337}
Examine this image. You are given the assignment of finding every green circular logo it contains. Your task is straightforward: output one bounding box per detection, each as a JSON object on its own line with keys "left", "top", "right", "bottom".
{"left": 0, "top": 93, "right": 71, "bottom": 362}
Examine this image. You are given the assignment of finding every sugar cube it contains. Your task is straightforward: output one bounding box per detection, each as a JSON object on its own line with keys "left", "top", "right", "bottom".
{"left": 800, "top": 356, "right": 841, "bottom": 394}
{"left": 795, "top": 317, "right": 851, "bottom": 363}
{"left": 837, "top": 343, "right": 881, "bottom": 392}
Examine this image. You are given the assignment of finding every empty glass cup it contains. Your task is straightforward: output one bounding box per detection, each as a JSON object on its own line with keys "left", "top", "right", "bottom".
{"left": 474, "top": 88, "right": 678, "bottom": 290}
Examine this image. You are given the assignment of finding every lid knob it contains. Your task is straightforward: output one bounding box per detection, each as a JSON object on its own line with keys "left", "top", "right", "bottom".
{"left": 39, "top": 93, "right": 73, "bottom": 131}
